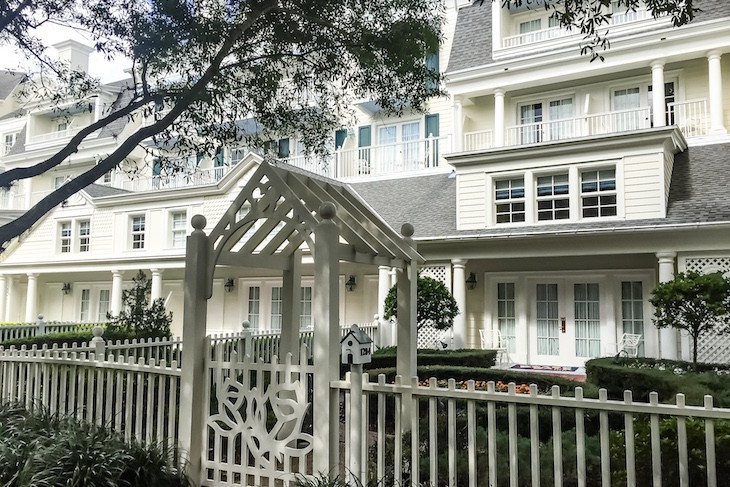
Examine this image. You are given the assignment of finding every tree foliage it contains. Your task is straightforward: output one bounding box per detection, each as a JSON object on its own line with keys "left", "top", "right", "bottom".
{"left": 0, "top": 0, "right": 445, "bottom": 247}
{"left": 650, "top": 271, "right": 730, "bottom": 368}
{"left": 383, "top": 275, "right": 459, "bottom": 330}
{"left": 108, "top": 269, "right": 172, "bottom": 338}
{"left": 498, "top": 0, "right": 699, "bottom": 61}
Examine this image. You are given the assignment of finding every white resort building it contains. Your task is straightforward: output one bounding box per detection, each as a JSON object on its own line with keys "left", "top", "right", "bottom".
{"left": 1, "top": 1, "right": 730, "bottom": 366}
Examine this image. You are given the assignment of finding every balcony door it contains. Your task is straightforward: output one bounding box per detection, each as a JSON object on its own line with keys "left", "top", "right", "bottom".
{"left": 530, "top": 280, "right": 603, "bottom": 365}
{"left": 377, "top": 121, "right": 421, "bottom": 172}
{"left": 519, "top": 98, "right": 573, "bottom": 144}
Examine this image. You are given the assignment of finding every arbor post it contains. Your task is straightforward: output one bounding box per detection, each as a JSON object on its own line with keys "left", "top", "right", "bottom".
{"left": 312, "top": 202, "right": 341, "bottom": 475}
{"left": 396, "top": 224, "right": 417, "bottom": 426}
{"left": 179, "top": 215, "right": 210, "bottom": 482}
{"left": 281, "top": 250, "right": 303, "bottom": 364}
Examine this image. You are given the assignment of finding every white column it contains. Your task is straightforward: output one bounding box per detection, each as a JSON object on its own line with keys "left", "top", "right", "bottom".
{"left": 0, "top": 275, "right": 7, "bottom": 322}
{"left": 491, "top": 0, "right": 502, "bottom": 50}
{"left": 657, "top": 252, "right": 678, "bottom": 360}
{"left": 651, "top": 61, "right": 666, "bottom": 128}
{"left": 451, "top": 259, "right": 467, "bottom": 349}
{"left": 150, "top": 268, "right": 164, "bottom": 302}
{"left": 377, "top": 265, "right": 392, "bottom": 346}
{"left": 494, "top": 89, "right": 505, "bottom": 147}
{"left": 5, "top": 276, "right": 14, "bottom": 322}
{"left": 25, "top": 273, "right": 38, "bottom": 322}
{"left": 281, "top": 250, "right": 303, "bottom": 363}
{"left": 708, "top": 51, "right": 727, "bottom": 134}
{"left": 110, "top": 270, "right": 123, "bottom": 316}
{"left": 453, "top": 96, "right": 464, "bottom": 152}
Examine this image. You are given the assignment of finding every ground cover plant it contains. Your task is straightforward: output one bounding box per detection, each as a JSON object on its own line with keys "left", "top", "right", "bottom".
{"left": 0, "top": 403, "right": 189, "bottom": 486}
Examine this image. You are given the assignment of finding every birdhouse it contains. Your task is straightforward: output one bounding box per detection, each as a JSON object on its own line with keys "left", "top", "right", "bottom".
{"left": 341, "top": 324, "right": 373, "bottom": 365}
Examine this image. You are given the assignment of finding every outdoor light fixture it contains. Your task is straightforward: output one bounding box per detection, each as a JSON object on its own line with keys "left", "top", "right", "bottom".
{"left": 224, "top": 278, "right": 235, "bottom": 293}
{"left": 61, "top": 283, "right": 72, "bottom": 295}
{"left": 345, "top": 275, "right": 357, "bottom": 292}
{"left": 466, "top": 272, "right": 477, "bottom": 291}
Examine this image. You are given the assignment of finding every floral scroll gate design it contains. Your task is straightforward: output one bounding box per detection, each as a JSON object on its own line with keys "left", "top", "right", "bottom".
{"left": 206, "top": 351, "right": 314, "bottom": 481}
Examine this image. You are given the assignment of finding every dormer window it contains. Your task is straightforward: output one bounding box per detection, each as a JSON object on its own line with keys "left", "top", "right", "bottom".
{"left": 581, "top": 169, "right": 617, "bottom": 218}
{"left": 495, "top": 178, "right": 526, "bottom": 223}
{"left": 2, "top": 133, "right": 17, "bottom": 155}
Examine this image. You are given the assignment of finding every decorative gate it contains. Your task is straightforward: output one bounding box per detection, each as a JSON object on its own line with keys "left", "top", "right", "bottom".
{"left": 202, "top": 340, "right": 314, "bottom": 486}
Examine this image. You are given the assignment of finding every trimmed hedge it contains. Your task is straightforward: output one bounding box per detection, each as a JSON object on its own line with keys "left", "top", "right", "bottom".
{"left": 367, "top": 347, "right": 498, "bottom": 370}
{"left": 585, "top": 357, "right": 730, "bottom": 406}
{"left": 0, "top": 329, "right": 139, "bottom": 349}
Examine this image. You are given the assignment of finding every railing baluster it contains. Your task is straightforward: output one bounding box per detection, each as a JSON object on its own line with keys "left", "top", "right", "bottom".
{"left": 649, "top": 392, "right": 661, "bottom": 487}
{"left": 677, "top": 393, "right": 689, "bottom": 487}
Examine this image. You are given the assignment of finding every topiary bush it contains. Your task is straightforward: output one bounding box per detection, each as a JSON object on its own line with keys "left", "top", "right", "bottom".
{"left": 368, "top": 347, "right": 497, "bottom": 370}
{"left": 0, "top": 329, "right": 139, "bottom": 349}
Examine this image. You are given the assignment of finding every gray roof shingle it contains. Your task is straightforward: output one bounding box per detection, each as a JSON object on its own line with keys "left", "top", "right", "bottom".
{"left": 351, "top": 142, "right": 730, "bottom": 240}
{"left": 0, "top": 71, "right": 24, "bottom": 101}
{"left": 82, "top": 184, "right": 132, "bottom": 198}
{"left": 446, "top": 2, "right": 493, "bottom": 73}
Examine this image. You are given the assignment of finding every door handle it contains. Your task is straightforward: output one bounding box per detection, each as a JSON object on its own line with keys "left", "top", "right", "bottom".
{"left": 561, "top": 317, "right": 566, "bottom": 333}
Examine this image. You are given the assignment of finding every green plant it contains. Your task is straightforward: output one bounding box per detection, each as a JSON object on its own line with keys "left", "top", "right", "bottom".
{"left": 383, "top": 276, "right": 459, "bottom": 330}
{"left": 291, "top": 473, "right": 355, "bottom": 487}
{"left": 650, "top": 271, "right": 730, "bottom": 368}
{"left": 368, "top": 348, "right": 497, "bottom": 370}
{"left": 0, "top": 329, "right": 138, "bottom": 349}
{"left": 108, "top": 270, "right": 172, "bottom": 338}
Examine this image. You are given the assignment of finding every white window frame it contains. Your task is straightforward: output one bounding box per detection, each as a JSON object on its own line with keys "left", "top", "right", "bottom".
{"left": 170, "top": 210, "right": 187, "bottom": 249}
{"left": 494, "top": 177, "right": 526, "bottom": 224}
{"left": 130, "top": 214, "right": 146, "bottom": 250}
{"left": 79, "top": 288, "right": 91, "bottom": 322}
{"left": 59, "top": 221, "right": 72, "bottom": 253}
{"left": 580, "top": 167, "right": 617, "bottom": 218}
{"left": 536, "top": 173, "right": 570, "bottom": 221}
{"left": 2, "top": 132, "right": 17, "bottom": 155}
{"left": 78, "top": 220, "right": 90, "bottom": 252}
{"left": 98, "top": 289, "right": 111, "bottom": 321}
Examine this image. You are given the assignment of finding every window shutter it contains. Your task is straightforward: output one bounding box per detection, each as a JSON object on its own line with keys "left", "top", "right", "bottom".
{"left": 426, "top": 51, "right": 440, "bottom": 94}
{"left": 152, "top": 158, "right": 161, "bottom": 176}
{"left": 425, "top": 114, "right": 440, "bottom": 167}
{"left": 358, "top": 126, "right": 371, "bottom": 147}
{"left": 278, "top": 138, "right": 290, "bottom": 158}
{"left": 425, "top": 114, "right": 440, "bottom": 138}
{"left": 335, "top": 129, "right": 347, "bottom": 150}
{"left": 214, "top": 146, "right": 225, "bottom": 167}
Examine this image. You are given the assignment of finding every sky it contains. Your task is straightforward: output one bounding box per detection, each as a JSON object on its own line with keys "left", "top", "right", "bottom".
{"left": 0, "top": 24, "right": 132, "bottom": 83}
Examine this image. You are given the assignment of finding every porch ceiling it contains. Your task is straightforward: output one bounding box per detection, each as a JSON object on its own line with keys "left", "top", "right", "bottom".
{"left": 208, "top": 161, "right": 423, "bottom": 275}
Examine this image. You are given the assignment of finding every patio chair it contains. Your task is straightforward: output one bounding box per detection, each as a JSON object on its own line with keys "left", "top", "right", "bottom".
{"left": 479, "top": 328, "right": 511, "bottom": 365}
{"left": 616, "top": 333, "right": 642, "bottom": 358}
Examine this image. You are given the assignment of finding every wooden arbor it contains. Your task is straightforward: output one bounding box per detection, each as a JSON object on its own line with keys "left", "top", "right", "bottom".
{"left": 178, "top": 161, "right": 422, "bottom": 478}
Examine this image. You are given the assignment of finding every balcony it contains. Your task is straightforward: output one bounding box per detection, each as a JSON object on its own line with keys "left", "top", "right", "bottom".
{"left": 118, "top": 165, "right": 230, "bottom": 192}
{"left": 463, "top": 100, "right": 708, "bottom": 152}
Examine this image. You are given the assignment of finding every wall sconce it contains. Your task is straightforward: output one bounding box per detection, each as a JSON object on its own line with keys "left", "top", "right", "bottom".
{"left": 345, "top": 275, "right": 357, "bottom": 292}
{"left": 61, "top": 283, "right": 72, "bottom": 295}
{"left": 466, "top": 272, "right": 477, "bottom": 291}
{"left": 224, "top": 278, "right": 235, "bottom": 293}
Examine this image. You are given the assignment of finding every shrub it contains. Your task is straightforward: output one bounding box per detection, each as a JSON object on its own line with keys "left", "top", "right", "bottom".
{"left": 0, "top": 403, "right": 189, "bottom": 486}
{"left": 368, "top": 347, "right": 497, "bottom": 370}
{"left": 383, "top": 275, "right": 459, "bottom": 330}
{"left": 108, "top": 270, "right": 172, "bottom": 338}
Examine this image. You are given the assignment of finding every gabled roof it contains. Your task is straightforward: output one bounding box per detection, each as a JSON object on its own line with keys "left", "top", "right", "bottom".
{"left": 446, "top": 2, "right": 493, "bottom": 73}
{"left": 206, "top": 161, "right": 423, "bottom": 295}
{"left": 81, "top": 183, "right": 132, "bottom": 198}
{"left": 351, "top": 142, "right": 730, "bottom": 240}
{"left": 0, "top": 71, "right": 25, "bottom": 101}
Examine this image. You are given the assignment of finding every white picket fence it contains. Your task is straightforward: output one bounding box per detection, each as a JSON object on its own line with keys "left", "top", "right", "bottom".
{"left": 0, "top": 347, "right": 182, "bottom": 463}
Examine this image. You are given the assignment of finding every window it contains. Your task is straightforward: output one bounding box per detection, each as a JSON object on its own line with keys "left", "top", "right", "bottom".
{"left": 131, "top": 215, "right": 146, "bottom": 249}
{"left": 80, "top": 289, "right": 90, "bottom": 321}
{"left": 518, "top": 98, "right": 574, "bottom": 143}
{"left": 621, "top": 281, "right": 645, "bottom": 356}
{"left": 536, "top": 283, "right": 559, "bottom": 355}
{"left": 495, "top": 178, "right": 525, "bottom": 223}
{"left": 536, "top": 174, "right": 570, "bottom": 221}
{"left": 519, "top": 103, "right": 543, "bottom": 144}
{"left": 377, "top": 121, "right": 421, "bottom": 169}
{"left": 171, "top": 211, "right": 187, "bottom": 248}
{"left": 57, "top": 121, "right": 68, "bottom": 132}
{"left": 3, "top": 132, "right": 17, "bottom": 155}
{"left": 78, "top": 220, "right": 90, "bottom": 252}
{"left": 581, "top": 169, "right": 617, "bottom": 218}
{"left": 98, "top": 289, "right": 110, "bottom": 321}
{"left": 102, "top": 171, "right": 113, "bottom": 184}
{"left": 574, "top": 283, "right": 601, "bottom": 357}
{"left": 300, "top": 286, "right": 312, "bottom": 329}
{"left": 497, "top": 283, "right": 516, "bottom": 353}
{"left": 519, "top": 19, "right": 542, "bottom": 42}
{"left": 248, "top": 286, "right": 260, "bottom": 328}
{"left": 271, "top": 286, "right": 283, "bottom": 331}
{"left": 54, "top": 176, "right": 68, "bottom": 189}
{"left": 60, "top": 222, "right": 72, "bottom": 253}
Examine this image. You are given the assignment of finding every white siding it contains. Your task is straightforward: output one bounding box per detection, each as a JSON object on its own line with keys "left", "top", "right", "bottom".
{"left": 457, "top": 172, "right": 486, "bottom": 230}
{"left": 623, "top": 153, "right": 663, "bottom": 219}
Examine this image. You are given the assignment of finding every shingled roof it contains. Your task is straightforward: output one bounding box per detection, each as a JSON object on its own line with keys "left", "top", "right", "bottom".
{"left": 446, "top": 2, "right": 493, "bottom": 73}
{"left": 0, "top": 71, "right": 24, "bottom": 101}
{"left": 351, "top": 142, "right": 730, "bottom": 240}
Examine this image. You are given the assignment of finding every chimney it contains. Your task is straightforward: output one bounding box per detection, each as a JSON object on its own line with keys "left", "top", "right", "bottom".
{"left": 52, "top": 40, "right": 94, "bottom": 73}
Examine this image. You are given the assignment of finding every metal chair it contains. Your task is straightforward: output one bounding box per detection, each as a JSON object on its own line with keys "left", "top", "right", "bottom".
{"left": 616, "top": 333, "right": 642, "bottom": 358}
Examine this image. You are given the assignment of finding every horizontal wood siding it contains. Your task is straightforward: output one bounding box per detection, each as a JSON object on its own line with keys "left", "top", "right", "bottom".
{"left": 623, "top": 153, "right": 663, "bottom": 220}
{"left": 458, "top": 173, "right": 486, "bottom": 230}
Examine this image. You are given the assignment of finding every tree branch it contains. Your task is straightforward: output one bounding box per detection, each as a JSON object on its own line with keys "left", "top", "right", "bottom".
{"left": 0, "top": 0, "right": 33, "bottom": 34}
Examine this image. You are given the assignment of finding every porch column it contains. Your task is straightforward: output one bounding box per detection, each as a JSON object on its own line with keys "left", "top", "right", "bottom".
{"left": 453, "top": 96, "right": 463, "bottom": 152}
{"left": 377, "top": 265, "right": 392, "bottom": 346}
{"left": 451, "top": 259, "right": 467, "bottom": 349}
{"left": 657, "top": 252, "right": 678, "bottom": 360}
{"left": 281, "top": 250, "right": 303, "bottom": 363}
{"left": 651, "top": 61, "right": 666, "bottom": 128}
{"left": 708, "top": 51, "right": 727, "bottom": 134}
{"left": 179, "top": 215, "right": 210, "bottom": 481}
{"left": 0, "top": 275, "right": 7, "bottom": 322}
{"left": 110, "top": 270, "right": 123, "bottom": 316}
{"left": 5, "top": 276, "right": 14, "bottom": 322}
{"left": 312, "top": 203, "right": 341, "bottom": 474}
{"left": 25, "top": 273, "right": 38, "bottom": 322}
{"left": 150, "top": 268, "right": 163, "bottom": 302}
{"left": 494, "top": 89, "right": 505, "bottom": 147}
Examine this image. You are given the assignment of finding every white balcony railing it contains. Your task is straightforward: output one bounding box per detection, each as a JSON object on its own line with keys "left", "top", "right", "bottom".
{"left": 119, "top": 165, "right": 231, "bottom": 192}
{"left": 29, "top": 126, "right": 87, "bottom": 144}
{"left": 464, "top": 129, "right": 494, "bottom": 152}
{"left": 0, "top": 191, "right": 26, "bottom": 210}
{"left": 669, "top": 99, "right": 709, "bottom": 138}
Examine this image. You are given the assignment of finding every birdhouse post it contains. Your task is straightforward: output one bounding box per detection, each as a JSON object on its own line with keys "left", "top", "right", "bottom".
{"left": 341, "top": 324, "right": 373, "bottom": 484}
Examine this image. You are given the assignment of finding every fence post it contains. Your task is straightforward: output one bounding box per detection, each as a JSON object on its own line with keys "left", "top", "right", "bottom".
{"left": 90, "top": 326, "right": 106, "bottom": 362}
{"left": 241, "top": 320, "right": 252, "bottom": 357}
{"left": 179, "top": 215, "right": 210, "bottom": 482}
{"left": 36, "top": 314, "right": 45, "bottom": 336}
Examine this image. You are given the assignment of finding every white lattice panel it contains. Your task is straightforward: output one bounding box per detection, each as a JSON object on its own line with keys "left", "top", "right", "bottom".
{"left": 420, "top": 264, "right": 451, "bottom": 291}
{"left": 417, "top": 324, "right": 451, "bottom": 349}
{"left": 683, "top": 257, "right": 730, "bottom": 274}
